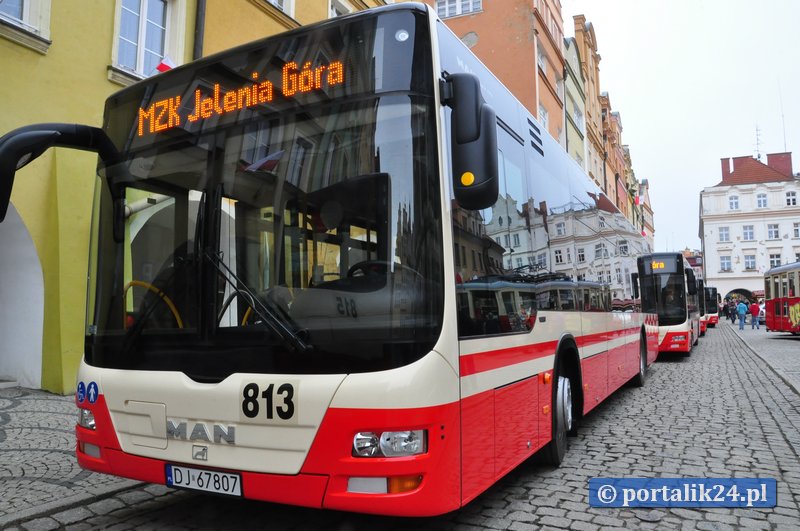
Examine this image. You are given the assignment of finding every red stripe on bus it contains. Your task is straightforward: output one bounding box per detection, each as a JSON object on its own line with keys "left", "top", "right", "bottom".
{"left": 460, "top": 326, "right": 642, "bottom": 377}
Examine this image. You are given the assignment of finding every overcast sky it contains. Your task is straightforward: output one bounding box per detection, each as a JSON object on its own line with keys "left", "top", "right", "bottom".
{"left": 560, "top": 0, "right": 800, "bottom": 252}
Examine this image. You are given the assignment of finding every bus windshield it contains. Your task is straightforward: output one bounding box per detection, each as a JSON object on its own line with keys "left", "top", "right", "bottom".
{"left": 704, "top": 287, "right": 718, "bottom": 313}
{"left": 639, "top": 272, "right": 687, "bottom": 326}
{"left": 85, "top": 9, "right": 444, "bottom": 380}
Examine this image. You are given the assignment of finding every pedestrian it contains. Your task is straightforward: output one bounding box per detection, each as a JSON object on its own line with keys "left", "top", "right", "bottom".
{"left": 736, "top": 299, "right": 748, "bottom": 330}
{"left": 729, "top": 299, "right": 737, "bottom": 323}
{"left": 721, "top": 301, "right": 729, "bottom": 320}
{"left": 749, "top": 300, "right": 761, "bottom": 330}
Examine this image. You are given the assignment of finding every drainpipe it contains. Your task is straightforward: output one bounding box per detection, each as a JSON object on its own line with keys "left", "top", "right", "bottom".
{"left": 193, "top": 0, "right": 206, "bottom": 60}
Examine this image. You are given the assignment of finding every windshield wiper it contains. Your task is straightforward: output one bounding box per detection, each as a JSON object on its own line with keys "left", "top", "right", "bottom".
{"left": 204, "top": 250, "right": 311, "bottom": 353}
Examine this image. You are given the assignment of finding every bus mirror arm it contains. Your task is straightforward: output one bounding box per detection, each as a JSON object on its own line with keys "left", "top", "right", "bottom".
{"left": 443, "top": 73, "right": 499, "bottom": 211}
{"left": 0, "top": 123, "right": 119, "bottom": 223}
{"left": 631, "top": 273, "right": 640, "bottom": 300}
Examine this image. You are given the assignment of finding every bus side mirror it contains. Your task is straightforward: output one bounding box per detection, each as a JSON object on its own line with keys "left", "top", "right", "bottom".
{"left": 0, "top": 124, "right": 118, "bottom": 223}
{"left": 443, "top": 73, "right": 499, "bottom": 211}
{"left": 631, "top": 273, "right": 639, "bottom": 299}
{"left": 686, "top": 269, "right": 698, "bottom": 295}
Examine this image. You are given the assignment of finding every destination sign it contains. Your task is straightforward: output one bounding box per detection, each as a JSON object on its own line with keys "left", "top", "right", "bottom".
{"left": 137, "top": 60, "right": 345, "bottom": 137}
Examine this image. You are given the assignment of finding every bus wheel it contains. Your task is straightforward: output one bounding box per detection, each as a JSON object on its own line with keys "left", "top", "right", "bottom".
{"left": 632, "top": 335, "right": 647, "bottom": 387}
{"left": 544, "top": 374, "right": 572, "bottom": 466}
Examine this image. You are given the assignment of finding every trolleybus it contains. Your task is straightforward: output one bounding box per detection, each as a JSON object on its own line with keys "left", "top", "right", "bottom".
{"left": 764, "top": 261, "right": 800, "bottom": 334}
{"left": 0, "top": 3, "right": 658, "bottom": 516}
{"left": 635, "top": 253, "right": 700, "bottom": 354}
{"left": 702, "top": 285, "right": 719, "bottom": 328}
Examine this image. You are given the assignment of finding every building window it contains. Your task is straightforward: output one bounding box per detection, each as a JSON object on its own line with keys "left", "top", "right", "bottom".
{"left": 268, "top": 0, "right": 289, "bottom": 12}
{"left": 794, "top": 222, "right": 800, "bottom": 238}
{"left": 554, "top": 249, "right": 563, "bottom": 264}
{"left": 329, "top": 0, "right": 352, "bottom": 17}
{"left": 787, "top": 191, "right": 797, "bottom": 206}
{"left": 594, "top": 243, "right": 607, "bottom": 260}
{"left": 555, "top": 222, "right": 565, "bottom": 236}
{"left": 538, "top": 105, "right": 549, "bottom": 130}
{"left": 516, "top": 257, "right": 523, "bottom": 268}
{"left": 616, "top": 268, "right": 622, "bottom": 283}
{"left": 599, "top": 216, "right": 606, "bottom": 229}
{"left": 720, "top": 256, "right": 731, "bottom": 272}
{"left": 513, "top": 233, "right": 520, "bottom": 247}
{"left": 504, "top": 234, "right": 510, "bottom": 247}
{"left": 769, "top": 254, "right": 782, "bottom": 268}
{"left": 0, "top": 0, "right": 52, "bottom": 52}
{"left": 454, "top": 243, "right": 460, "bottom": 266}
{"left": 742, "top": 225, "right": 754, "bottom": 241}
{"left": 744, "top": 254, "right": 756, "bottom": 270}
{"left": 719, "top": 226, "right": 730, "bottom": 242}
{"left": 537, "top": 45, "right": 547, "bottom": 75}
{"left": 768, "top": 224, "right": 780, "bottom": 240}
{"left": 566, "top": 248, "right": 572, "bottom": 263}
{"left": 728, "top": 195, "right": 739, "bottom": 210}
{"left": 536, "top": 253, "right": 546, "bottom": 268}
{"left": 757, "top": 193, "right": 767, "bottom": 208}
{"left": 116, "top": 0, "right": 169, "bottom": 76}
{"left": 577, "top": 248, "right": 585, "bottom": 263}
{"left": 618, "top": 240, "right": 629, "bottom": 256}
{"left": 436, "top": 0, "right": 482, "bottom": 18}
{"left": 0, "top": 0, "right": 22, "bottom": 20}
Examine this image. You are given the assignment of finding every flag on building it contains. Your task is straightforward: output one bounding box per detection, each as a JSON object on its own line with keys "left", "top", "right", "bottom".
{"left": 156, "top": 56, "right": 177, "bottom": 72}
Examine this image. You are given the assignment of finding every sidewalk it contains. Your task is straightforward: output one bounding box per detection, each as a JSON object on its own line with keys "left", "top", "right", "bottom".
{"left": 0, "top": 387, "right": 141, "bottom": 528}
{"left": 726, "top": 316, "right": 800, "bottom": 394}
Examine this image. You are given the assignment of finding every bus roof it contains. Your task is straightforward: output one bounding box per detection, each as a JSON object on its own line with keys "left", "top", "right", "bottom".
{"left": 765, "top": 260, "right": 800, "bottom": 276}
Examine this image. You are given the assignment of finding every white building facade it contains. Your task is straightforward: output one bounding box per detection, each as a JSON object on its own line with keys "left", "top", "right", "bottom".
{"left": 699, "top": 153, "right": 800, "bottom": 300}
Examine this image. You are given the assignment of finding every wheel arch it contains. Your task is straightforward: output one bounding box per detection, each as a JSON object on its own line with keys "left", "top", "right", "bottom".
{"left": 554, "top": 334, "right": 583, "bottom": 423}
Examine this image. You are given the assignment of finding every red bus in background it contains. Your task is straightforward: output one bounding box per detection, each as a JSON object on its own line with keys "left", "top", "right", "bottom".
{"left": 764, "top": 261, "right": 800, "bottom": 334}
{"left": 702, "top": 286, "right": 719, "bottom": 328}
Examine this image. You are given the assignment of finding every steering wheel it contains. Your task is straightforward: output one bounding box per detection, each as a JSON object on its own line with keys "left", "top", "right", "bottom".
{"left": 347, "top": 260, "right": 390, "bottom": 278}
{"left": 123, "top": 280, "right": 184, "bottom": 328}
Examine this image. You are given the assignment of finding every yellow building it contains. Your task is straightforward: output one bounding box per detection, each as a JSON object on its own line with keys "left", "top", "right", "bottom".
{"left": 0, "top": 0, "right": 386, "bottom": 393}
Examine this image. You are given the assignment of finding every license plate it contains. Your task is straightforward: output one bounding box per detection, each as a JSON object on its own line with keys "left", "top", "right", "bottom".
{"left": 166, "top": 464, "right": 242, "bottom": 496}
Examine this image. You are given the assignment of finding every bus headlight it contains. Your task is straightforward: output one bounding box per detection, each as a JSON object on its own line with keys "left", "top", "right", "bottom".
{"left": 380, "top": 430, "right": 426, "bottom": 457}
{"left": 78, "top": 408, "right": 96, "bottom": 430}
{"left": 353, "top": 432, "right": 380, "bottom": 457}
{"left": 353, "top": 430, "right": 427, "bottom": 457}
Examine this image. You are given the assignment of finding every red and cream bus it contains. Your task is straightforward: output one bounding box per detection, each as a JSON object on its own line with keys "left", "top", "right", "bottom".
{"left": 764, "top": 261, "right": 800, "bottom": 334}
{"left": 702, "top": 286, "right": 719, "bottom": 328}
{"left": 0, "top": 4, "right": 657, "bottom": 516}
{"left": 635, "top": 253, "right": 700, "bottom": 354}
{"left": 697, "top": 279, "right": 707, "bottom": 336}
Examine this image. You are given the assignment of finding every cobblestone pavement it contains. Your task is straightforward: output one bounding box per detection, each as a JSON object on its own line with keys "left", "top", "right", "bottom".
{"left": 0, "top": 390, "right": 139, "bottom": 528}
{"left": 3, "top": 322, "right": 800, "bottom": 530}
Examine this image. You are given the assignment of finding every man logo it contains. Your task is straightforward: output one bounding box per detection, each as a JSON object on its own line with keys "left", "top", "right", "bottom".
{"left": 166, "top": 419, "right": 236, "bottom": 445}
{"left": 193, "top": 445, "right": 208, "bottom": 461}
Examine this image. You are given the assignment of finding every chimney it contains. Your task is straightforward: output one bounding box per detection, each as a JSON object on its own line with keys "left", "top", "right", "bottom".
{"left": 720, "top": 158, "right": 731, "bottom": 181}
{"left": 766, "top": 152, "right": 793, "bottom": 177}
{"left": 732, "top": 156, "right": 751, "bottom": 172}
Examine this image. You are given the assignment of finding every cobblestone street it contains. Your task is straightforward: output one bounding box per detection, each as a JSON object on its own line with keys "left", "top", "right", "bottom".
{"left": 3, "top": 323, "right": 800, "bottom": 530}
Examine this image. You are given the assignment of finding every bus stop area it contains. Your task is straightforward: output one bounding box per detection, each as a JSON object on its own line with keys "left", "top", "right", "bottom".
{"left": 1, "top": 322, "right": 800, "bottom": 530}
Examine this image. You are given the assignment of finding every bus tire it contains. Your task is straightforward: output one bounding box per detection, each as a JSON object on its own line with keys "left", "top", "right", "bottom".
{"left": 631, "top": 333, "right": 647, "bottom": 388}
{"left": 544, "top": 371, "right": 572, "bottom": 466}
